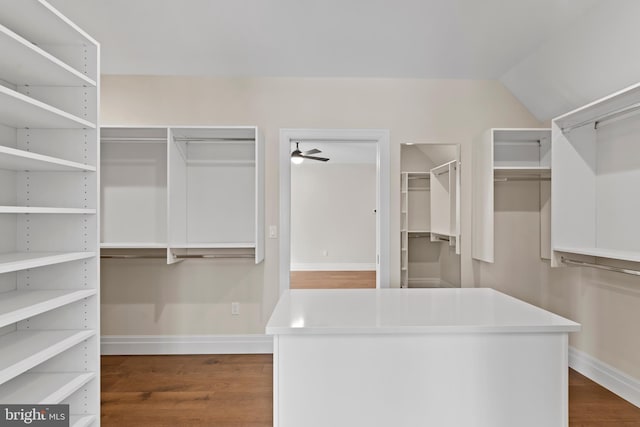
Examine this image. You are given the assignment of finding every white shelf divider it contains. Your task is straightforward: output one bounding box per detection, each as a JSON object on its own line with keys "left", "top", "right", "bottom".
{"left": 0, "top": 85, "right": 95, "bottom": 129}
{"left": 0, "top": 207, "right": 96, "bottom": 214}
{"left": 0, "top": 289, "right": 96, "bottom": 328}
{"left": 0, "top": 372, "right": 95, "bottom": 404}
{"left": 0, "top": 330, "right": 95, "bottom": 385}
{"left": 0, "top": 23, "right": 95, "bottom": 87}
{"left": 0, "top": 252, "right": 96, "bottom": 274}
{"left": 0, "top": 145, "right": 96, "bottom": 172}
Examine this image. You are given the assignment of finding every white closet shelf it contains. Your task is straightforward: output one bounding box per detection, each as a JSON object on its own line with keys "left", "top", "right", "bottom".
{"left": 0, "top": 145, "right": 96, "bottom": 172}
{"left": 554, "top": 247, "right": 640, "bottom": 263}
{"left": 0, "top": 372, "right": 95, "bottom": 404}
{"left": 100, "top": 242, "right": 167, "bottom": 249}
{"left": 0, "top": 252, "right": 96, "bottom": 274}
{"left": 0, "top": 329, "right": 95, "bottom": 385}
{"left": 0, "top": 0, "right": 97, "bottom": 46}
{"left": 494, "top": 167, "right": 551, "bottom": 177}
{"left": 0, "top": 207, "right": 96, "bottom": 214}
{"left": 0, "top": 289, "right": 96, "bottom": 329}
{"left": 0, "top": 24, "right": 95, "bottom": 87}
{"left": 186, "top": 159, "right": 255, "bottom": 166}
{"left": 0, "top": 85, "right": 95, "bottom": 129}
{"left": 70, "top": 415, "right": 97, "bottom": 427}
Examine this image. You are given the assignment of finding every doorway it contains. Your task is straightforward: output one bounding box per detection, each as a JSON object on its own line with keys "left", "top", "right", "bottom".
{"left": 279, "top": 129, "right": 390, "bottom": 294}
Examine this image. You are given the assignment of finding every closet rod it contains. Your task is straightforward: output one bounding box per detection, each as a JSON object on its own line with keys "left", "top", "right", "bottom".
{"left": 408, "top": 176, "right": 430, "bottom": 180}
{"left": 494, "top": 177, "right": 551, "bottom": 182}
{"left": 173, "top": 137, "right": 255, "bottom": 143}
{"left": 434, "top": 169, "right": 450, "bottom": 176}
{"left": 434, "top": 236, "right": 450, "bottom": 242}
{"left": 101, "top": 254, "right": 255, "bottom": 259}
{"left": 100, "top": 137, "right": 167, "bottom": 142}
{"left": 561, "top": 256, "right": 640, "bottom": 277}
{"left": 563, "top": 101, "right": 640, "bottom": 132}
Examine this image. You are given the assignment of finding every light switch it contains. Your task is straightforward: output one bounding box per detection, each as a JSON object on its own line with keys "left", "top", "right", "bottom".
{"left": 269, "top": 225, "right": 278, "bottom": 238}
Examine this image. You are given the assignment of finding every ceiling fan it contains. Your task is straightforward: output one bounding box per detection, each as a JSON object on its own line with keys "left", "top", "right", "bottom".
{"left": 291, "top": 142, "right": 330, "bottom": 164}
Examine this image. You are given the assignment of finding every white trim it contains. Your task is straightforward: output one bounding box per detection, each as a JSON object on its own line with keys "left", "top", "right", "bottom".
{"left": 291, "top": 263, "right": 376, "bottom": 271}
{"left": 569, "top": 346, "right": 640, "bottom": 408}
{"left": 279, "top": 128, "right": 390, "bottom": 295}
{"left": 101, "top": 334, "right": 273, "bottom": 355}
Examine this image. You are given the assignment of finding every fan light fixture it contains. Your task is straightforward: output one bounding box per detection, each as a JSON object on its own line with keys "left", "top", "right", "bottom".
{"left": 291, "top": 155, "right": 304, "bottom": 164}
{"left": 290, "top": 142, "right": 330, "bottom": 163}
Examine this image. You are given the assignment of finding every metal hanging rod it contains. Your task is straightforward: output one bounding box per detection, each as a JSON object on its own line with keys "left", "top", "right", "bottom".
{"left": 494, "top": 140, "right": 542, "bottom": 146}
{"left": 434, "top": 236, "right": 450, "bottom": 242}
{"left": 173, "top": 137, "right": 255, "bottom": 143}
{"left": 561, "top": 256, "right": 640, "bottom": 277}
{"left": 100, "top": 137, "right": 166, "bottom": 142}
{"left": 562, "top": 101, "right": 640, "bottom": 132}
{"left": 434, "top": 169, "right": 450, "bottom": 176}
{"left": 101, "top": 254, "right": 254, "bottom": 259}
{"left": 494, "top": 177, "right": 551, "bottom": 182}
{"left": 408, "top": 175, "right": 430, "bottom": 180}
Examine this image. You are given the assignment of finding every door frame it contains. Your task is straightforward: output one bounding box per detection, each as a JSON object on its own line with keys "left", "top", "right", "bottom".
{"left": 279, "top": 128, "right": 390, "bottom": 294}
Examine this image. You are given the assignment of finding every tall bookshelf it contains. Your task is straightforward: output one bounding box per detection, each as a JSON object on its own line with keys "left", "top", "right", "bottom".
{"left": 0, "top": 1, "right": 99, "bottom": 425}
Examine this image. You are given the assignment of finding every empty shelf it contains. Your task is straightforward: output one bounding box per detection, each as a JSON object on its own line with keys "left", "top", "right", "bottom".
{"left": 100, "top": 242, "right": 167, "bottom": 249}
{"left": 0, "top": 85, "right": 95, "bottom": 129}
{"left": 0, "top": 372, "right": 95, "bottom": 404}
{"left": 0, "top": 24, "right": 95, "bottom": 87}
{"left": 0, "top": 207, "right": 96, "bottom": 214}
{"left": 0, "top": 289, "right": 97, "bottom": 328}
{"left": 0, "top": 146, "right": 96, "bottom": 172}
{"left": 0, "top": 252, "right": 96, "bottom": 274}
{"left": 0, "top": 329, "right": 95, "bottom": 385}
{"left": 494, "top": 167, "right": 551, "bottom": 177}
{"left": 70, "top": 415, "right": 96, "bottom": 427}
{"left": 172, "top": 243, "right": 256, "bottom": 249}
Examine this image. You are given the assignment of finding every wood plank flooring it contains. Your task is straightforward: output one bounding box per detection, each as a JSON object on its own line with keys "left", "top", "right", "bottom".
{"left": 289, "top": 270, "right": 376, "bottom": 289}
{"left": 101, "top": 355, "right": 640, "bottom": 426}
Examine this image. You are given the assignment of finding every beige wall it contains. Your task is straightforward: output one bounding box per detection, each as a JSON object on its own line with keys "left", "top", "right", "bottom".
{"left": 100, "top": 75, "right": 540, "bottom": 336}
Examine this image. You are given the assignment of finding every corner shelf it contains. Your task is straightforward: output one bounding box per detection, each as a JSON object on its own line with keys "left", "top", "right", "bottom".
{"left": 0, "top": 145, "right": 96, "bottom": 172}
{"left": 0, "top": 85, "right": 95, "bottom": 129}
{"left": 0, "top": 252, "right": 96, "bottom": 274}
{"left": 0, "top": 330, "right": 95, "bottom": 385}
{"left": 0, "top": 289, "right": 96, "bottom": 328}
{"left": 0, "top": 372, "right": 95, "bottom": 404}
{"left": 0, "top": 23, "right": 95, "bottom": 87}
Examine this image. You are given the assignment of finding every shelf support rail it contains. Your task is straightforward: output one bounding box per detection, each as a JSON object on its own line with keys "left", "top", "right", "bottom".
{"left": 561, "top": 256, "right": 640, "bottom": 277}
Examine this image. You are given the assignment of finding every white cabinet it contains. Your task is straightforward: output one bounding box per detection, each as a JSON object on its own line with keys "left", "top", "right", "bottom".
{"left": 0, "top": 1, "right": 99, "bottom": 424}
{"left": 472, "top": 128, "right": 551, "bottom": 263}
{"left": 551, "top": 82, "right": 640, "bottom": 265}
{"left": 100, "top": 126, "right": 265, "bottom": 264}
{"left": 430, "top": 160, "right": 460, "bottom": 254}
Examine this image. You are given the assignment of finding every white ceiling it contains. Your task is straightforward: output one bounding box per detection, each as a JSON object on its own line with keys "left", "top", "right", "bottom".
{"left": 50, "top": 0, "right": 601, "bottom": 79}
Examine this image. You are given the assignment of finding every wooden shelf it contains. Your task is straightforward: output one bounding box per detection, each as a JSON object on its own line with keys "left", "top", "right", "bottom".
{"left": 554, "top": 247, "right": 640, "bottom": 263}
{"left": 70, "top": 415, "right": 97, "bottom": 427}
{"left": 0, "top": 372, "right": 95, "bottom": 404}
{"left": 0, "top": 145, "right": 95, "bottom": 172}
{"left": 0, "top": 85, "right": 95, "bottom": 129}
{"left": 0, "top": 207, "right": 96, "bottom": 214}
{"left": 0, "top": 329, "right": 95, "bottom": 385}
{"left": 0, "top": 252, "right": 96, "bottom": 274}
{"left": 0, "top": 289, "right": 96, "bottom": 328}
{"left": 0, "top": 24, "right": 95, "bottom": 87}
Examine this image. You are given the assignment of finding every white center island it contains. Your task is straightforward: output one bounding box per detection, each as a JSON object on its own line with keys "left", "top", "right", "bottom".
{"left": 266, "top": 288, "right": 580, "bottom": 427}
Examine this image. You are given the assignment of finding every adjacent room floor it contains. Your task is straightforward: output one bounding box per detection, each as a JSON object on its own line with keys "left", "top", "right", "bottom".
{"left": 289, "top": 270, "right": 376, "bottom": 289}
{"left": 101, "top": 355, "right": 640, "bottom": 426}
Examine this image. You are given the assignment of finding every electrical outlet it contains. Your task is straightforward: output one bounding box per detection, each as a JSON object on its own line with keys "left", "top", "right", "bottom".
{"left": 231, "top": 302, "right": 240, "bottom": 315}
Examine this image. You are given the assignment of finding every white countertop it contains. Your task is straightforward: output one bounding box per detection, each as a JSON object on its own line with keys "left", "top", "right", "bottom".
{"left": 266, "top": 288, "right": 580, "bottom": 335}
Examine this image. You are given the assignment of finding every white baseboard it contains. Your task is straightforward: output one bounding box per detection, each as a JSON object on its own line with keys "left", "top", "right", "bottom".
{"left": 569, "top": 346, "right": 640, "bottom": 408}
{"left": 101, "top": 334, "right": 274, "bottom": 355}
{"left": 290, "top": 263, "right": 376, "bottom": 271}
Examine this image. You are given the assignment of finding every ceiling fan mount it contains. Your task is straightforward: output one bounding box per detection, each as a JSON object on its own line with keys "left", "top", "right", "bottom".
{"left": 291, "top": 142, "right": 329, "bottom": 163}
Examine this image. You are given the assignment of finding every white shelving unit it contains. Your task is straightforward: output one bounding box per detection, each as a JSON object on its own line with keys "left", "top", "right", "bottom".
{"left": 430, "top": 160, "right": 460, "bottom": 254}
{"left": 0, "top": 1, "right": 99, "bottom": 424}
{"left": 101, "top": 126, "right": 265, "bottom": 264}
{"left": 400, "top": 173, "right": 409, "bottom": 287}
{"left": 551, "top": 82, "right": 640, "bottom": 267}
{"left": 472, "top": 128, "right": 551, "bottom": 263}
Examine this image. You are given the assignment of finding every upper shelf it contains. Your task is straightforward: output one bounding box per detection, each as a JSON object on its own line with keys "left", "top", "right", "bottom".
{"left": 0, "top": 85, "right": 95, "bottom": 129}
{"left": 0, "top": 145, "right": 95, "bottom": 172}
{"left": 494, "top": 167, "right": 551, "bottom": 178}
{"left": 0, "top": 289, "right": 97, "bottom": 329}
{"left": 0, "top": 24, "right": 95, "bottom": 87}
{"left": 554, "top": 247, "right": 640, "bottom": 263}
{"left": 0, "top": 0, "right": 98, "bottom": 47}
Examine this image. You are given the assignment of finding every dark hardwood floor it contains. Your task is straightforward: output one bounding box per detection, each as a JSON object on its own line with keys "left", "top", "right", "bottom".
{"left": 102, "top": 355, "right": 640, "bottom": 426}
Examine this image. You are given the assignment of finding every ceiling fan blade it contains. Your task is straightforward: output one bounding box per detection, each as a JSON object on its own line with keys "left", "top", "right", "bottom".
{"left": 302, "top": 148, "right": 321, "bottom": 155}
{"left": 301, "top": 155, "right": 330, "bottom": 162}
